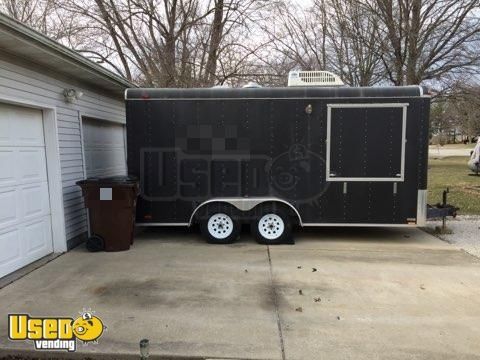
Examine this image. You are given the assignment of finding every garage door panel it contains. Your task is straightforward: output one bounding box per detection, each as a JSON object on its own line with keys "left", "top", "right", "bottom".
{"left": 24, "top": 217, "right": 51, "bottom": 255}
{"left": 0, "top": 103, "right": 44, "bottom": 147}
{"left": 0, "top": 183, "right": 49, "bottom": 229}
{"left": 0, "top": 187, "right": 18, "bottom": 227}
{"left": 0, "top": 105, "right": 13, "bottom": 146}
{"left": 0, "top": 114, "right": 12, "bottom": 146}
{"left": 0, "top": 147, "right": 47, "bottom": 187}
{"left": 112, "top": 148, "right": 127, "bottom": 167}
{"left": 99, "top": 128, "right": 124, "bottom": 146}
{"left": 85, "top": 148, "right": 125, "bottom": 176}
{"left": 0, "top": 104, "right": 53, "bottom": 278}
{"left": 83, "top": 118, "right": 126, "bottom": 178}
{"left": 0, "top": 217, "right": 52, "bottom": 278}
{"left": 0, "top": 149, "right": 15, "bottom": 187}
{"left": 15, "top": 119, "right": 44, "bottom": 147}
{"left": 22, "top": 182, "right": 50, "bottom": 220}
{"left": 0, "top": 228, "right": 21, "bottom": 266}
{"left": 85, "top": 122, "right": 124, "bottom": 146}
{"left": 17, "top": 148, "right": 47, "bottom": 184}
{"left": 83, "top": 149, "right": 93, "bottom": 173}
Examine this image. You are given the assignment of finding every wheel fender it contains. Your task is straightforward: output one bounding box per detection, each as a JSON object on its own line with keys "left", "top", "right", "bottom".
{"left": 189, "top": 198, "right": 302, "bottom": 226}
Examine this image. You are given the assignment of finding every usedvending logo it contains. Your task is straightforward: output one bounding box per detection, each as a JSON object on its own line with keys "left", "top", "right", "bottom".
{"left": 8, "top": 310, "right": 106, "bottom": 352}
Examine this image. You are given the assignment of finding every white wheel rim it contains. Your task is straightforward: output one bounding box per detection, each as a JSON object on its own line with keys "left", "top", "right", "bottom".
{"left": 258, "top": 214, "right": 285, "bottom": 240}
{"left": 207, "top": 213, "right": 234, "bottom": 239}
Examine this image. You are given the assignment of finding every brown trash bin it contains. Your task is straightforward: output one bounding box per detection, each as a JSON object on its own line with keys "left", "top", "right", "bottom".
{"left": 76, "top": 176, "right": 140, "bottom": 252}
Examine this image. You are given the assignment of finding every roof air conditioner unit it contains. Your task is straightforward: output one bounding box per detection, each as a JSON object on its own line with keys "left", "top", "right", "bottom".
{"left": 288, "top": 70, "right": 344, "bottom": 87}
{"left": 243, "top": 81, "right": 262, "bottom": 88}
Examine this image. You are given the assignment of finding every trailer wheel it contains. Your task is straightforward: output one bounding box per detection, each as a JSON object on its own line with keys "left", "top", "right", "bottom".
{"left": 251, "top": 205, "right": 292, "bottom": 245}
{"left": 199, "top": 205, "right": 240, "bottom": 244}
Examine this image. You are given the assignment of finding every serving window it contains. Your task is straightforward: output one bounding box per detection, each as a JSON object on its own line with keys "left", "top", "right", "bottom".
{"left": 326, "top": 103, "right": 408, "bottom": 182}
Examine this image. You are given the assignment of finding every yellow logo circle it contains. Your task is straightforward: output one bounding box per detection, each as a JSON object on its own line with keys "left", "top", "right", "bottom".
{"left": 71, "top": 312, "right": 104, "bottom": 342}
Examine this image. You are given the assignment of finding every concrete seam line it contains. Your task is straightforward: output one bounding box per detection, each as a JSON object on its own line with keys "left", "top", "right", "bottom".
{"left": 267, "top": 246, "right": 286, "bottom": 360}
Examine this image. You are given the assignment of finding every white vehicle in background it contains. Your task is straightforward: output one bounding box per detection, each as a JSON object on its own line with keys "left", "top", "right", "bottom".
{"left": 468, "top": 137, "right": 480, "bottom": 174}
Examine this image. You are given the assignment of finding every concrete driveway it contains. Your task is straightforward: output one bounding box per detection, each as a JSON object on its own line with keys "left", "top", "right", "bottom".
{"left": 1, "top": 227, "right": 480, "bottom": 360}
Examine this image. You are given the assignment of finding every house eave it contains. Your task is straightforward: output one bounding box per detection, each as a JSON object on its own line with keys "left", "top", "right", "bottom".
{"left": 0, "top": 13, "right": 135, "bottom": 97}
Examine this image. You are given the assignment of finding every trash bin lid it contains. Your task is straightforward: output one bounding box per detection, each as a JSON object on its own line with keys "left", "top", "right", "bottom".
{"left": 76, "top": 175, "right": 139, "bottom": 186}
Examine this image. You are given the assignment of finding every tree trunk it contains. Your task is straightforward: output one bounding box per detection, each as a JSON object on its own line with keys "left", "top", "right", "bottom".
{"left": 204, "top": 0, "right": 224, "bottom": 86}
{"left": 406, "top": 0, "right": 421, "bottom": 84}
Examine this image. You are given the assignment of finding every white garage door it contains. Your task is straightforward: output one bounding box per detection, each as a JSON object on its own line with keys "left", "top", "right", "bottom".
{"left": 0, "top": 103, "right": 53, "bottom": 278}
{"left": 82, "top": 118, "right": 127, "bottom": 177}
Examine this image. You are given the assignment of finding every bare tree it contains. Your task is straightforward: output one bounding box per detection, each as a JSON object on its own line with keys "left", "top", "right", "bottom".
{"left": 430, "top": 79, "right": 480, "bottom": 144}
{"left": 1, "top": 0, "right": 53, "bottom": 32}
{"left": 0, "top": 0, "right": 79, "bottom": 41}
{"left": 49, "top": 0, "right": 265, "bottom": 87}
{"left": 325, "top": 0, "right": 385, "bottom": 86}
{"left": 364, "top": 0, "right": 480, "bottom": 85}
{"left": 2, "top": 0, "right": 480, "bottom": 90}
{"left": 261, "top": 0, "right": 384, "bottom": 86}
{"left": 447, "top": 83, "right": 480, "bottom": 139}
{"left": 203, "top": 0, "right": 224, "bottom": 85}
{"left": 261, "top": 1, "right": 328, "bottom": 72}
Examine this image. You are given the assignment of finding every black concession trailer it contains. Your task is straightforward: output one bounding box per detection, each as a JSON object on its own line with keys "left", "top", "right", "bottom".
{"left": 125, "top": 85, "right": 431, "bottom": 244}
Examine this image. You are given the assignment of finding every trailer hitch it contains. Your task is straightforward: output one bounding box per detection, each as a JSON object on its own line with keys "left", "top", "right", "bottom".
{"left": 427, "top": 188, "right": 459, "bottom": 231}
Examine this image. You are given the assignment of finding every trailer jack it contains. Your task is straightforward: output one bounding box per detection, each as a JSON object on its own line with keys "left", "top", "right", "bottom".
{"left": 427, "top": 188, "right": 459, "bottom": 233}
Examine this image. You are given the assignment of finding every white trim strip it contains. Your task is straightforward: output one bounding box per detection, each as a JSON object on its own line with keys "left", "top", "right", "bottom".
{"left": 399, "top": 105, "right": 407, "bottom": 180}
{"left": 126, "top": 97, "right": 418, "bottom": 101}
{"left": 302, "top": 223, "right": 417, "bottom": 227}
{"left": 136, "top": 223, "right": 189, "bottom": 227}
{"left": 326, "top": 103, "right": 408, "bottom": 182}
{"left": 135, "top": 222, "right": 417, "bottom": 228}
{"left": 416, "top": 190, "right": 427, "bottom": 226}
{"left": 327, "top": 177, "right": 402, "bottom": 182}
{"left": 327, "top": 103, "right": 409, "bottom": 108}
{"left": 326, "top": 105, "right": 332, "bottom": 180}
{"left": 188, "top": 197, "right": 303, "bottom": 226}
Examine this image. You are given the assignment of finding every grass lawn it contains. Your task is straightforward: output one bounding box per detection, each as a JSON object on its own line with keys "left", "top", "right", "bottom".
{"left": 429, "top": 143, "right": 475, "bottom": 150}
{"left": 428, "top": 156, "right": 480, "bottom": 215}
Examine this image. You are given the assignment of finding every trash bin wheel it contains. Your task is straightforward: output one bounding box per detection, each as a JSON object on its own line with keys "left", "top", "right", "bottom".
{"left": 199, "top": 204, "right": 240, "bottom": 244}
{"left": 251, "top": 205, "right": 292, "bottom": 245}
{"left": 86, "top": 234, "right": 105, "bottom": 252}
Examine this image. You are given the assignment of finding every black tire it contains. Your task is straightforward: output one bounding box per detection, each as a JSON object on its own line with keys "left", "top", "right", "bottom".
{"left": 86, "top": 234, "right": 104, "bottom": 252}
{"left": 251, "top": 205, "right": 293, "bottom": 245}
{"left": 199, "top": 204, "right": 241, "bottom": 244}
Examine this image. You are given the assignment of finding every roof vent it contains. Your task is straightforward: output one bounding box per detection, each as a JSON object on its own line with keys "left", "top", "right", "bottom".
{"left": 288, "top": 70, "right": 344, "bottom": 87}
